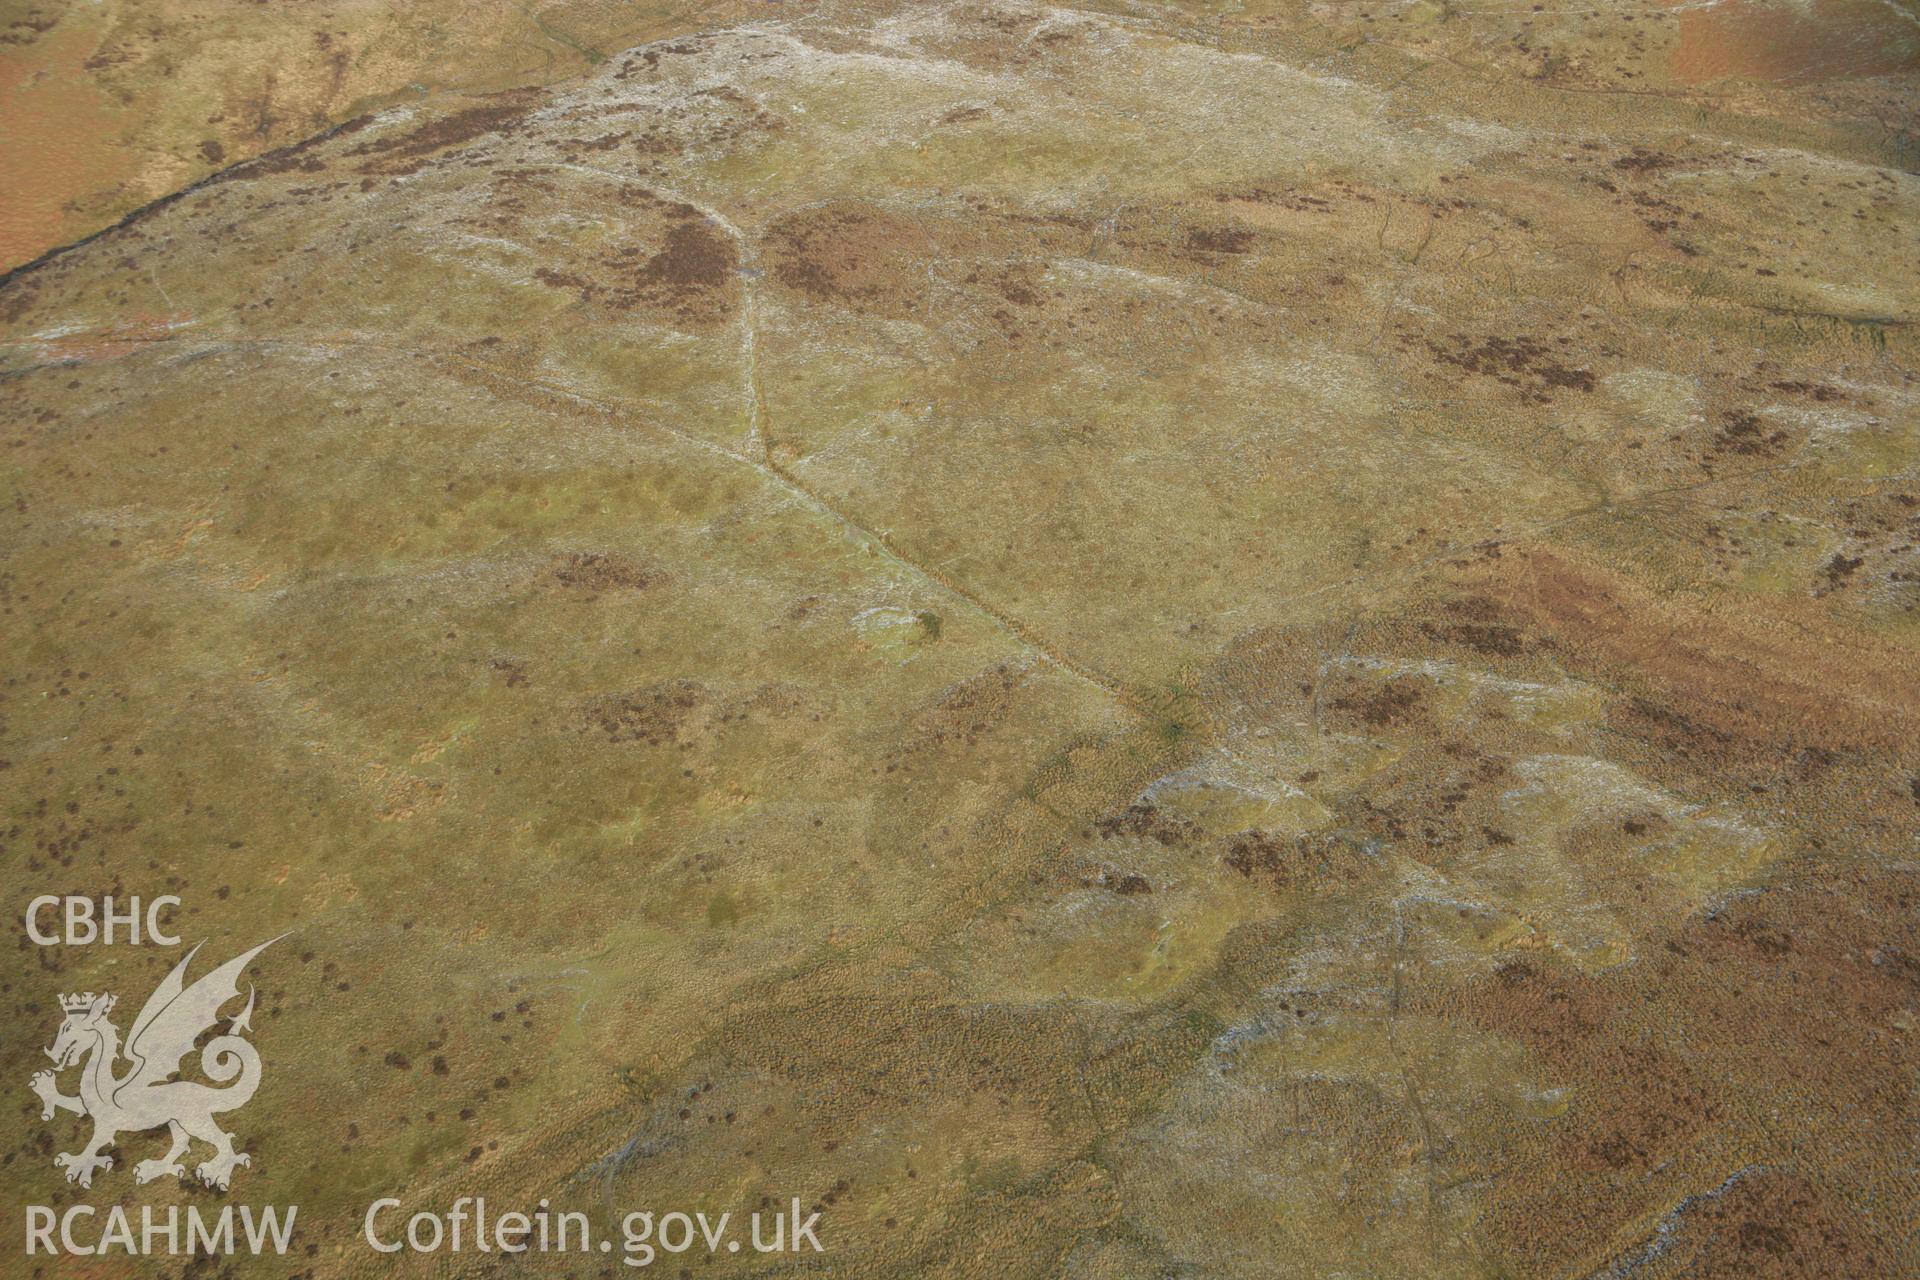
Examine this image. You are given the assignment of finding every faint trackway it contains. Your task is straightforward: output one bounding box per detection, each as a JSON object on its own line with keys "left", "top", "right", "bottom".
{"left": 0, "top": 267, "right": 1142, "bottom": 714}
{"left": 503, "top": 163, "right": 1149, "bottom": 716}
{"left": 467, "top": 341, "right": 1149, "bottom": 716}
{"left": 211, "top": 319, "right": 1147, "bottom": 717}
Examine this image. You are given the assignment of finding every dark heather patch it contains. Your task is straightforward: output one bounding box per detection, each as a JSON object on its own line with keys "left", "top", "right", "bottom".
{"left": 1429, "top": 334, "right": 1597, "bottom": 403}
{"left": 1422, "top": 620, "right": 1529, "bottom": 657}
{"left": 638, "top": 220, "right": 734, "bottom": 297}
{"left": 1186, "top": 226, "right": 1255, "bottom": 254}
{"left": 1330, "top": 676, "right": 1427, "bottom": 728}
{"left": 1612, "top": 147, "right": 1675, "bottom": 174}
{"left": 581, "top": 681, "right": 706, "bottom": 746}
{"left": 552, "top": 553, "right": 660, "bottom": 592}
{"left": 1710, "top": 410, "right": 1791, "bottom": 458}
{"left": 348, "top": 91, "right": 541, "bottom": 174}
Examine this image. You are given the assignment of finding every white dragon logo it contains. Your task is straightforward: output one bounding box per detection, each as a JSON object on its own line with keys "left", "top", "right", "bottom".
{"left": 30, "top": 937, "right": 280, "bottom": 1191}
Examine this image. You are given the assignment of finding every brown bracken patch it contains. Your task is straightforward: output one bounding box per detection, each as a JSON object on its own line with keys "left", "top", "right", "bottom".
{"left": 1461, "top": 548, "right": 1920, "bottom": 766}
